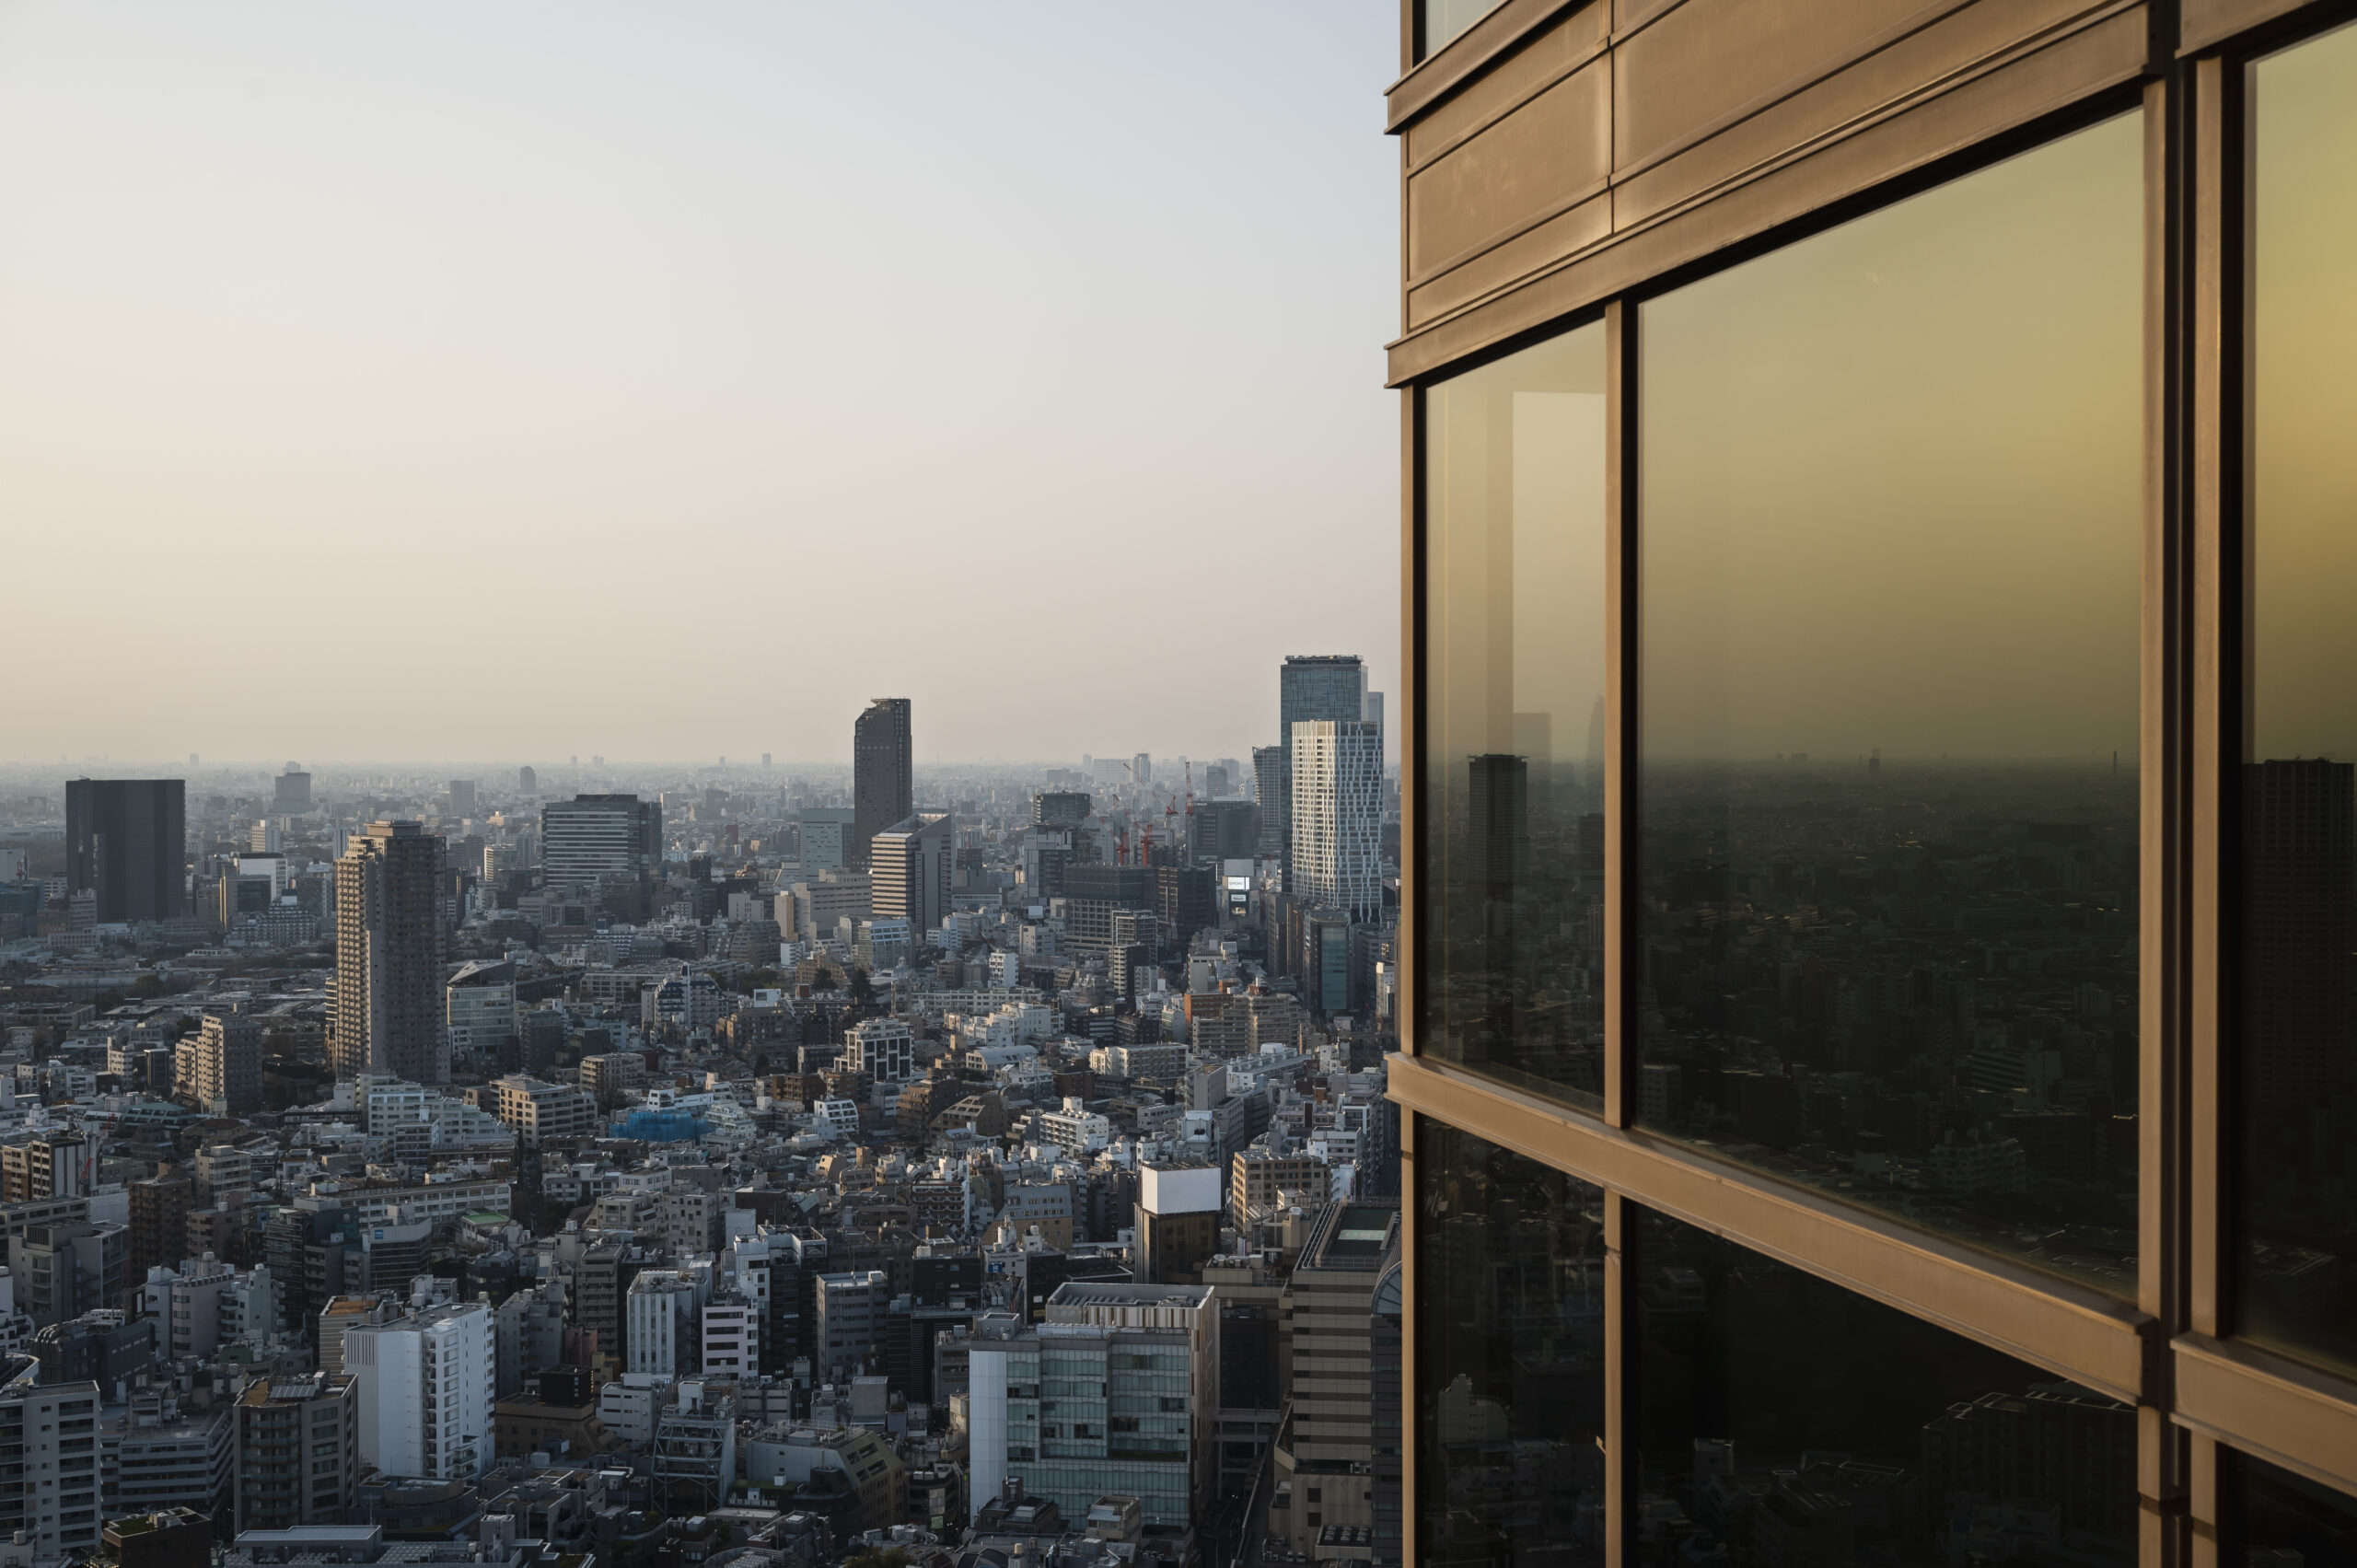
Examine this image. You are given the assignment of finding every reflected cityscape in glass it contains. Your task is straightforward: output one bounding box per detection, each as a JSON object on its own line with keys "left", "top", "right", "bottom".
{"left": 1421, "top": 322, "right": 1608, "bottom": 1110}
{"left": 2238, "top": 20, "right": 2357, "bottom": 1378}
{"left": 1636, "top": 117, "right": 2145, "bottom": 1289}
{"left": 1417, "top": 1122, "right": 1607, "bottom": 1567}
{"left": 1632, "top": 1206, "right": 2137, "bottom": 1565}
{"left": 2231, "top": 1447, "right": 2357, "bottom": 1565}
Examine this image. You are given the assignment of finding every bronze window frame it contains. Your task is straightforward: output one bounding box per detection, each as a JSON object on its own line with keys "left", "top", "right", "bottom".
{"left": 1385, "top": 2, "right": 2357, "bottom": 1562}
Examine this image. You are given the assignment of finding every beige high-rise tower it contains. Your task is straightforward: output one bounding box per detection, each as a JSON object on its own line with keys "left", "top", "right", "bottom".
{"left": 332, "top": 819, "right": 447, "bottom": 1084}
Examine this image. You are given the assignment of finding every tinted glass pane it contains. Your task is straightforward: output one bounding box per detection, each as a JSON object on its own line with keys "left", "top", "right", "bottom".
{"left": 1422, "top": 323, "right": 1608, "bottom": 1110}
{"left": 1637, "top": 118, "right": 2143, "bottom": 1289}
{"left": 2230, "top": 1448, "right": 2357, "bottom": 1565}
{"left": 2239, "top": 21, "right": 2357, "bottom": 1376}
{"left": 1422, "top": 0, "right": 1506, "bottom": 58}
{"left": 1417, "top": 1121, "right": 1606, "bottom": 1567}
{"left": 1631, "top": 1205, "right": 2137, "bottom": 1565}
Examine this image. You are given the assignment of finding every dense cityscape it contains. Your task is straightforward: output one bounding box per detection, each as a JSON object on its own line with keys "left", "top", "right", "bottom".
{"left": 0, "top": 656, "right": 1399, "bottom": 1568}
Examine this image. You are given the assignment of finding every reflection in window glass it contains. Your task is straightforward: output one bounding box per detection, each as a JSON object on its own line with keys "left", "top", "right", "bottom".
{"left": 1636, "top": 117, "right": 2143, "bottom": 1290}
{"left": 1631, "top": 1205, "right": 2137, "bottom": 1565}
{"left": 2241, "top": 21, "right": 2357, "bottom": 1378}
{"left": 2230, "top": 1447, "right": 2357, "bottom": 1564}
{"left": 1417, "top": 1122, "right": 1605, "bottom": 1567}
{"left": 1422, "top": 323, "right": 1608, "bottom": 1110}
{"left": 1422, "top": 0, "right": 1506, "bottom": 59}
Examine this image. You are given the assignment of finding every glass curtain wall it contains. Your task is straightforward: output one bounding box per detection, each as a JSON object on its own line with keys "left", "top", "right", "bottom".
{"left": 2238, "top": 19, "right": 2357, "bottom": 1379}
{"left": 1415, "top": 1122, "right": 1606, "bottom": 1567}
{"left": 1422, "top": 322, "right": 1608, "bottom": 1109}
{"left": 1635, "top": 116, "right": 2145, "bottom": 1289}
{"left": 1630, "top": 1207, "right": 2137, "bottom": 1563}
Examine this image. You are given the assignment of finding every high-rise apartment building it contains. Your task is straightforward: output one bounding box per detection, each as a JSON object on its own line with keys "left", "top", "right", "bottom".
{"left": 447, "top": 778, "right": 478, "bottom": 817}
{"left": 1387, "top": 2, "right": 2357, "bottom": 1559}
{"left": 331, "top": 821, "right": 447, "bottom": 1084}
{"left": 344, "top": 1301, "right": 495, "bottom": 1482}
{"left": 852, "top": 698, "right": 914, "bottom": 870}
{"left": 126, "top": 1175, "right": 192, "bottom": 1282}
{"left": 1249, "top": 745, "right": 1287, "bottom": 857}
{"left": 235, "top": 1371, "right": 358, "bottom": 1529}
{"left": 1290, "top": 719, "right": 1383, "bottom": 924}
{"left": 64, "top": 778, "right": 184, "bottom": 922}
{"left": 870, "top": 812, "right": 954, "bottom": 935}
{"left": 180, "top": 1012, "right": 261, "bottom": 1113}
{"left": 0, "top": 1369, "right": 107, "bottom": 1556}
{"left": 1271, "top": 1203, "right": 1398, "bottom": 1559}
{"left": 539, "top": 795, "right": 661, "bottom": 886}
{"left": 626, "top": 1272, "right": 702, "bottom": 1377}
{"left": 1277, "top": 656, "right": 1366, "bottom": 881}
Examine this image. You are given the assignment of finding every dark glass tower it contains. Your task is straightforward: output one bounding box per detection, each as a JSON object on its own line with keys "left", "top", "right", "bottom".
{"left": 853, "top": 698, "right": 913, "bottom": 870}
{"left": 64, "top": 778, "right": 185, "bottom": 922}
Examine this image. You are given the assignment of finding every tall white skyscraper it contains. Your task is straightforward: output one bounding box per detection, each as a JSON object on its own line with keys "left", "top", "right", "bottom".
{"left": 344, "top": 1301, "right": 494, "bottom": 1481}
{"left": 1290, "top": 719, "right": 1385, "bottom": 923}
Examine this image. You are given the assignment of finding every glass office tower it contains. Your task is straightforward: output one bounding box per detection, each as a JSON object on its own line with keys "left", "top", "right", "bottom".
{"left": 1388, "top": 3, "right": 2357, "bottom": 1562}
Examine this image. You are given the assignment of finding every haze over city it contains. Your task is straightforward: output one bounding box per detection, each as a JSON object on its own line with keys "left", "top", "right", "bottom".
{"left": 0, "top": 2, "right": 1399, "bottom": 765}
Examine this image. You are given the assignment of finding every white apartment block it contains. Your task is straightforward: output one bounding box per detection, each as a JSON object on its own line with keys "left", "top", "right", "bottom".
{"left": 1037, "top": 1098, "right": 1112, "bottom": 1155}
{"left": 626, "top": 1272, "right": 703, "bottom": 1378}
{"left": 700, "top": 1297, "right": 758, "bottom": 1378}
{"left": 1289, "top": 718, "right": 1385, "bottom": 924}
{"left": 843, "top": 1017, "right": 916, "bottom": 1086}
{"left": 344, "top": 1301, "right": 496, "bottom": 1481}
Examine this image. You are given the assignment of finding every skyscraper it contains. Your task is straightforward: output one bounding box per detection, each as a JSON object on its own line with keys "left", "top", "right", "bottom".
{"left": 1290, "top": 719, "right": 1384, "bottom": 924}
{"left": 1250, "top": 745, "right": 1287, "bottom": 857}
{"left": 64, "top": 778, "right": 185, "bottom": 922}
{"left": 332, "top": 821, "right": 447, "bottom": 1084}
{"left": 853, "top": 698, "right": 913, "bottom": 870}
{"left": 540, "top": 794, "right": 661, "bottom": 886}
{"left": 870, "top": 812, "right": 955, "bottom": 935}
{"left": 1278, "top": 656, "right": 1367, "bottom": 881}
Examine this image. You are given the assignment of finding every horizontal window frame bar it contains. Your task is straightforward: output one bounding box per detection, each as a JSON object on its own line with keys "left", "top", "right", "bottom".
{"left": 1389, "top": 1051, "right": 2154, "bottom": 1402}
{"left": 2172, "top": 1332, "right": 2357, "bottom": 1497}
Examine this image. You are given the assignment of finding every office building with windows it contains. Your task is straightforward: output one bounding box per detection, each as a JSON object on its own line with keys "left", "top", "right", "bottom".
{"left": 1387, "top": 1, "right": 2357, "bottom": 1561}
{"left": 64, "top": 778, "right": 184, "bottom": 923}
{"left": 853, "top": 698, "right": 914, "bottom": 870}
{"left": 871, "top": 812, "right": 955, "bottom": 935}
{"left": 539, "top": 794, "right": 661, "bottom": 886}
{"left": 332, "top": 820, "right": 447, "bottom": 1084}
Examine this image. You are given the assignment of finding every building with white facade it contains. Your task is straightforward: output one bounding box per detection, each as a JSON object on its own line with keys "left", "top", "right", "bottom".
{"left": 343, "top": 1300, "right": 495, "bottom": 1481}
{"left": 967, "top": 1283, "right": 1218, "bottom": 1530}
{"left": 842, "top": 1017, "right": 916, "bottom": 1086}
{"left": 596, "top": 1373, "right": 673, "bottom": 1446}
{"left": 699, "top": 1295, "right": 757, "bottom": 1378}
{"left": 625, "top": 1272, "right": 702, "bottom": 1377}
{"left": 1037, "top": 1098, "right": 1112, "bottom": 1156}
{"left": 1289, "top": 719, "right": 1384, "bottom": 924}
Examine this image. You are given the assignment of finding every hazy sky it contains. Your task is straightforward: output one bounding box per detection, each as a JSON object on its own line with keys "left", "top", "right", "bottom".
{"left": 0, "top": 3, "right": 1399, "bottom": 768}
